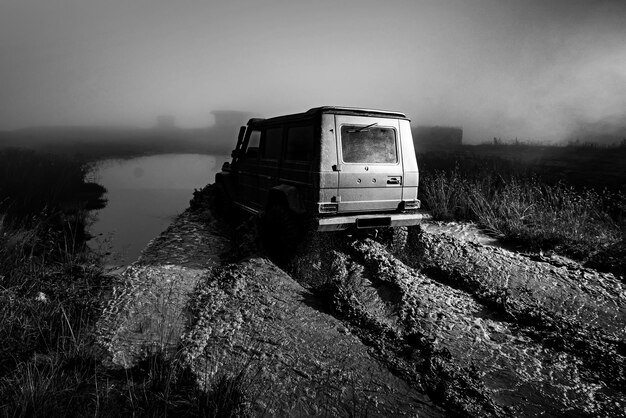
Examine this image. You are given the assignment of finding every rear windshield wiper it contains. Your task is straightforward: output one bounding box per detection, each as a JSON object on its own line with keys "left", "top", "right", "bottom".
{"left": 349, "top": 123, "right": 378, "bottom": 133}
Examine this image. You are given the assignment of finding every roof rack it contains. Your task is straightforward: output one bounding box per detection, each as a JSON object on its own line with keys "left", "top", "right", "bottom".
{"left": 247, "top": 106, "right": 408, "bottom": 126}
{"left": 306, "top": 106, "right": 406, "bottom": 118}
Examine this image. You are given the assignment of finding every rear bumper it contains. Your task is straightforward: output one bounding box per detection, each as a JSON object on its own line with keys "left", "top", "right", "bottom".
{"left": 316, "top": 212, "right": 432, "bottom": 232}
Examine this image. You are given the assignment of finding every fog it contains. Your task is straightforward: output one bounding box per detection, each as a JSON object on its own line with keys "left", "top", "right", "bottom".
{"left": 1, "top": 0, "right": 625, "bottom": 143}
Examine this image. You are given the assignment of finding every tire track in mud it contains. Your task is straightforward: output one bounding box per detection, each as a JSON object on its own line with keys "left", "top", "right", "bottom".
{"left": 408, "top": 227, "right": 626, "bottom": 393}
{"left": 299, "top": 249, "right": 506, "bottom": 417}
{"left": 96, "top": 209, "right": 228, "bottom": 368}
{"left": 181, "top": 259, "right": 445, "bottom": 417}
{"left": 290, "top": 234, "right": 626, "bottom": 417}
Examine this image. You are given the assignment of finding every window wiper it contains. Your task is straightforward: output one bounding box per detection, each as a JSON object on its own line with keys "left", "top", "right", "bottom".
{"left": 349, "top": 123, "right": 378, "bottom": 133}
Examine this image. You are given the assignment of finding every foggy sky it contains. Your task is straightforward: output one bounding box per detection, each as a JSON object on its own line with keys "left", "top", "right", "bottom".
{"left": 1, "top": 0, "right": 625, "bottom": 142}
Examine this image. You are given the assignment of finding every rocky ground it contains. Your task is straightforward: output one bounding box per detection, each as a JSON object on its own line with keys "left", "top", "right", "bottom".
{"left": 97, "top": 185, "right": 626, "bottom": 417}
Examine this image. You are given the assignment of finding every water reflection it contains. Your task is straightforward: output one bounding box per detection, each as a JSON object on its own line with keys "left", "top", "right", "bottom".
{"left": 89, "top": 154, "right": 226, "bottom": 266}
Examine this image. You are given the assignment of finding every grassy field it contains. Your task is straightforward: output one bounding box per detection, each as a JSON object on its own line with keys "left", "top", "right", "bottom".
{"left": 417, "top": 147, "right": 625, "bottom": 275}
{"left": 469, "top": 142, "right": 626, "bottom": 192}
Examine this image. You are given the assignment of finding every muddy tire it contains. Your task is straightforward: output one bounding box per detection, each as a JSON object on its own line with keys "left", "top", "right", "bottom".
{"left": 390, "top": 226, "right": 408, "bottom": 252}
{"left": 261, "top": 203, "right": 299, "bottom": 265}
{"left": 378, "top": 226, "right": 408, "bottom": 253}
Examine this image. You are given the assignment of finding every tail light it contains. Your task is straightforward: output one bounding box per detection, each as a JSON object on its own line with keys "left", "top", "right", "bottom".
{"left": 319, "top": 203, "right": 339, "bottom": 213}
{"left": 401, "top": 200, "right": 421, "bottom": 211}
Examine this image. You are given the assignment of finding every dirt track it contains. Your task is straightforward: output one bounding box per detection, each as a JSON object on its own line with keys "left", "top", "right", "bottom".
{"left": 97, "top": 186, "right": 626, "bottom": 417}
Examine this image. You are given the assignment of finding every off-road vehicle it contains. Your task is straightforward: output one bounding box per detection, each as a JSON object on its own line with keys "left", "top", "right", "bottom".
{"left": 215, "top": 106, "right": 426, "bottom": 261}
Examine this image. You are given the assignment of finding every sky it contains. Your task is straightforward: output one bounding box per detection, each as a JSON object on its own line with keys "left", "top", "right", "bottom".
{"left": 1, "top": 0, "right": 625, "bottom": 142}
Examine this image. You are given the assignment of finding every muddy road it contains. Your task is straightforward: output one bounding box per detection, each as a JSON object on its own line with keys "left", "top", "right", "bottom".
{"left": 98, "top": 186, "right": 626, "bottom": 417}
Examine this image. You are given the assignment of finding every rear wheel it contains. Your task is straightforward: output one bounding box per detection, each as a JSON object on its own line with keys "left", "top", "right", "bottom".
{"left": 389, "top": 226, "right": 408, "bottom": 253}
{"left": 377, "top": 226, "right": 408, "bottom": 253}
{"left": 261, "top": 203, "right": 300, "bottom": 265}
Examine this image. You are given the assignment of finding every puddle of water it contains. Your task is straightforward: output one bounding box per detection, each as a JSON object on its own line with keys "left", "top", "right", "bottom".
{"left": 88, "top": 153, "right": 228, "bottom": 266}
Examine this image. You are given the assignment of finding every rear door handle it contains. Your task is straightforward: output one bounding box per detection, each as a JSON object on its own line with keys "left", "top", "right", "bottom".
{"left": 387, "top": 176, "right": 401, "bottom": 185}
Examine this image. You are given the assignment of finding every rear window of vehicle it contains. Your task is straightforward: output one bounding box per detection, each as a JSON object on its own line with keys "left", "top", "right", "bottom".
{"left": 341, "top": 125, "right": 397, "bottom": 164}
{"left": 286, "top": 125, "right": 314, "bottom": 161}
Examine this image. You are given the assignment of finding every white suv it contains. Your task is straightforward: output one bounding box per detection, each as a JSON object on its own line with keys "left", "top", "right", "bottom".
{"left": 215, "top": 106, "right": 426, "bottom": 261}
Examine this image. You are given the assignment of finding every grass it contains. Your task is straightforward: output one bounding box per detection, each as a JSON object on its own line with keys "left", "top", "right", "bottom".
{"left": 0, "top": 217, "right": 108, "bottom": 416}
{"left": 418, "top": 152, "right": 625, "bottom": 263}
{"left": 0, "top": 149, "right": 106, "bottom": 416}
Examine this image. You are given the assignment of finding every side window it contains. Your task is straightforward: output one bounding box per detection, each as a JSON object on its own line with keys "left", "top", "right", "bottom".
{"left": 285, "top": 125, "right": 314, "bottom": 161}
{"left": 245, "top": 130, "right": 261, "bottom": 158}
{"left": 262, "top": 127, "right": 283, "bottom": 160}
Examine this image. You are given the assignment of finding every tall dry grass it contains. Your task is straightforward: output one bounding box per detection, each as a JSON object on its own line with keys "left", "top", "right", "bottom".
{"left": 419, "top": 154, "right": 623, "bottom": 259}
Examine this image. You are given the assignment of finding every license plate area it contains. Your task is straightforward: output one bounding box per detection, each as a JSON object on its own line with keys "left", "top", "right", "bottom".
{"left": 356, "top": 217, "right": 391, "bottom": 229}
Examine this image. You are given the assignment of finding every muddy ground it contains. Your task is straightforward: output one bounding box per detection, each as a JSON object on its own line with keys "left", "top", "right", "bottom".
{"left": 97, "top": 185, "right": 626, "bottom": 417}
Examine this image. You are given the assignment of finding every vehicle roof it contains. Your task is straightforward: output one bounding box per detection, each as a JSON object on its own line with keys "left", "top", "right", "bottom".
{"left": 247, "top": 106, "right": 408, "bottom": 126}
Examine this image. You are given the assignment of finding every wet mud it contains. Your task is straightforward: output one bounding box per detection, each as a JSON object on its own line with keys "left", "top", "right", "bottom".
{"left": 97, "top": 185, "right": 626, "bottom": 416}
{"left": 96, "top": 209, "right": 227, "bottom": 367}
{"left": 409, "top": 227, "right": 626, "bottom": 392}
{"left": 181, "top": 258, "right": 444, "bottom": 417}
{"left": 289, "top": 233, "right": 626, "bottom": 416}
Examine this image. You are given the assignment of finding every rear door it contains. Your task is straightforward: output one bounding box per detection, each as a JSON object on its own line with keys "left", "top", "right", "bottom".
{"left": 335, "top": 115, "right": 403, "bottom": 213}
